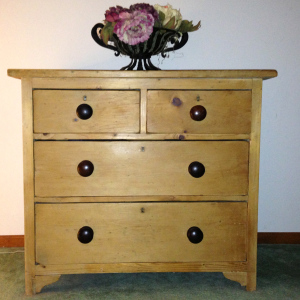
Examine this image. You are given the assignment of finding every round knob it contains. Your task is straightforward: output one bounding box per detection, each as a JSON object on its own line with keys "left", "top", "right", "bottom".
{"left": 190, "top": 105, "right": 207, "bottom": 121}
{"left": 77, "top": 160, "right": 94, "bottom": 177}
{"left": 188, "top": 161, "right": 205, "bottom": 178}
{"left": 187, "top": 226, "right": 204, "bottom": 244}
{"left": 77, "top": 226, "right": 94, "bottom": 244}
{"left": 76, "top": 103, "right": 93, "bottom": 120}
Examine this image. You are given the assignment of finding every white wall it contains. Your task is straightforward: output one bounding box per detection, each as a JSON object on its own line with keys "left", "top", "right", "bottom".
{"left": 1, "top": 0, "right": 299, "bottom": 235}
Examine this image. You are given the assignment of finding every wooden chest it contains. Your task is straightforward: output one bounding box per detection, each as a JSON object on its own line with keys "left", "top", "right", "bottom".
{"left": 8, "top": 69, "right": 277, "bottom": 295}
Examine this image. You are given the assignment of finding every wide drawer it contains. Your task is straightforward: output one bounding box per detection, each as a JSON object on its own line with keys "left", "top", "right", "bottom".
{"left": 35, "top": 202, "right": 247, "bottom": 265}
{"left": 34, "top": 141, "right": 249, "bottom": 197}
{"left": 147, "top": 90, "right": 252, "bottom": 134}
{"left": 33, "top": 90, "right": 140, "bottom": 133}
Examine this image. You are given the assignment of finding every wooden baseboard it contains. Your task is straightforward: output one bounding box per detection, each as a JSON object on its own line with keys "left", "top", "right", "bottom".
{"left": 257, "top": 232, "right": 300, "bottom": 244}
{"left": 0, "top": 235, "right": 24, "bottom": 247}
{"left": 1, "top": 233, "right": 299, "bottom": 248}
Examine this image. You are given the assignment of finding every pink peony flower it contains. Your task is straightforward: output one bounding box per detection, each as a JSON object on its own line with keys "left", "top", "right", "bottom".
{"left": 113, "top": 10, "right": 155, "bottom": 45}
{"left": 105, "top": 6, "right": 129, "bottom": 23}
{"left": 129, "top": 3, "right": 159, "bottom": 21}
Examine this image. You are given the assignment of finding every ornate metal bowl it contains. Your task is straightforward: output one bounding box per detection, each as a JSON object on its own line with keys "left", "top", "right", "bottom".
{"left": 91, "top": 23, "right": 188, "bottom": 70}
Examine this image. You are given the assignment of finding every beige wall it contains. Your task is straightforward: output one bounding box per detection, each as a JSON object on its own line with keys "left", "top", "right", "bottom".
{"left": 1, "top": 0, "right": 299, "bottom": 234}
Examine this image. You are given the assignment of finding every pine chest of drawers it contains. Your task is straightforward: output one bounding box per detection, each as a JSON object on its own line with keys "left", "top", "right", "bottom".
{"left": 8, "top": 69, "right": 277, "bottom": 295}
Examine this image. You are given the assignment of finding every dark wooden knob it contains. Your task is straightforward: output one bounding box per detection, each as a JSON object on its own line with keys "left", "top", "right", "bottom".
{"left": 77, "top": 160, "right": 94, "bottom": 177}
{"left": 76, "top": 104, "right": 93, "bottom": 120}
{"left": 187, "top": 226, "right": 204, "bottom": 244}
{"left": 190, "top": 105, "right": 207, "bottom": 121}
{"left": 188, "top": 161, "right": 205, "bottom": 178}
{"left": 77, "top": 226, "right": 94, "bottom": 244}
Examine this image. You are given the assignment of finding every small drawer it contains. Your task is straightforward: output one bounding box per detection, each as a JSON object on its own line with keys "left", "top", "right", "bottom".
{"left": 34, "top": 141, "right": 249, "bottom": 197}
{"left": 33, "top": 90, "right": 140, "bottom": 133}
{"left": 147, "top": 90, "right": 252, "bottom": 134}
{"left": 35, "top": 202, "right": 247, "bottom": 265}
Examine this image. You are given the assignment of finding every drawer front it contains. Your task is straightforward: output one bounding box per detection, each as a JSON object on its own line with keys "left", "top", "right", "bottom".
{"left": 34, "top": 141, "right": 249, "bottom": 197}
{"left": 33, "top": 90, "right": 140, "bottom": 133}
{"left": 147, "top": 90, "right": 252, "bottom": 134}
{"left": 35, "top": 202, "right": 247, "bottom": 265}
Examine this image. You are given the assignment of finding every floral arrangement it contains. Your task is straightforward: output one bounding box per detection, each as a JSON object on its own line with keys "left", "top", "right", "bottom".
{"left": 100, "top": 3, "right": 200, "bottom": 46}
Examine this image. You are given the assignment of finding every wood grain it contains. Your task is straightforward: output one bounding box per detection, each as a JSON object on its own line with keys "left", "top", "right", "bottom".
{"left": 34, "top": 195, "right": 249, "bottom": 203}
{"left": 34, "top": 141, "right": 249, "bottom": 197}
{"left": 33, "top": 90, "right": 140, "bottom": 133}
{"left": 35, "top": 202, "right": 247, "bottom": 265}
{"left": 30, "top": 78, "right": 253, "bottom": 90}
{"left": 140, "top": 89, "right": 147, "bottom": 133}
{"left": 35, "top": 262, "right": 248, "bottom": 275}
{"left": 2, "top": 232, "right": 298, "bottom": 248}
{"left": 34, "top": 275, "right": 61, "bottom": 294}
{"left": 223, "top": 272, "right": 247, "bottom": 287}
{"left": 7, "top": 69, "right": 278, "bottom": 80}
{"left": 33, "top": 133, "right": 251, "bottom": 140}
{"left": 147, "top": 90, "right": 252, "bottom": 134}
{"left": 21, "top": 78, "right": 35, "bottom": 296}
{"left": 246, "top": 78, "right": 263, "bottom": 291}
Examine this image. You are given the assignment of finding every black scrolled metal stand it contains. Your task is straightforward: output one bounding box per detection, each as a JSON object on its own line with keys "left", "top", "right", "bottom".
{"left": 91, "top": 23, "right": 189, "bottom": 70}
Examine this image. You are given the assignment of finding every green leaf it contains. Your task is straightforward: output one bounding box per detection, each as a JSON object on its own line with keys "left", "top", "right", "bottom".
{"left": 154, "top": 20, "right": 161, "bottom": 28}
{"left": 100, "top": 22, "right": 114, "bottom": 45}
{"left": 164, "top": 16, "right": 176, "bottom": 30}
{"left": 178, "top": 20, "right": 201, "bottom": 33}
{"left": 190, "top": 21, "right": 201, "bottom": 32}
{"left": 178, "top": 20, "right": 190, "bottom": 33}
{"left": 159, "top": 11, "right": 165, "bottom": 22}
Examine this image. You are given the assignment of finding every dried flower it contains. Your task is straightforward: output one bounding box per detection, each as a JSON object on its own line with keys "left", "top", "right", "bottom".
{"left": 129, "top": 3, "right": 159, "bottom": 21}
{"left": 105, "top": 6, "right": 129, "bottom": 23}
{"left": 99, "top": 2, "right": 200, "bottom": 45}
{"left": 113, "top": 10, "right": 155, "bottom": 45}
{"left": 154, "top": 3, "right": 182, "bottom": 30}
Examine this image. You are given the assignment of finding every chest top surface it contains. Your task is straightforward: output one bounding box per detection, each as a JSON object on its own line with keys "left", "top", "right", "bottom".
{"left": 7, "top": 69, "right": 277, "bottom": 79}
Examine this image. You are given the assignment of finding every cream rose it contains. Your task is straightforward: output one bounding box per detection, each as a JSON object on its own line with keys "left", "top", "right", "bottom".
{"left": 154, "top": 3, "right": 182, "bottom": 30}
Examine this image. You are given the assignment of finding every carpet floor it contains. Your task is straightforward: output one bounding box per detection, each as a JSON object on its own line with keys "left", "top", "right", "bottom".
{"left": 0, "top": 245, "right": 299, "bottom": 299}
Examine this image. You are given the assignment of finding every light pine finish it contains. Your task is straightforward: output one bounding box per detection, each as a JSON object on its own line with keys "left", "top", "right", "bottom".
{"left": 3, "top": 232, "right": 297, "bottom": 248}
{"left": 30, "top": 78, "right": 253, "bottom": 90}
{"left": 33, "top": 90, "right": 140, "bottom": 133}
{"left": 35, "top": 202, "right": 247, "bottom": 265}
{"left": 8, "top": 69, "right": 277, "bottom": 295}
{"left": 140, "top": 89, "right": 147, "bottom": 133}
{"left": 34, "top": 195, "right": 249, "bottom": 203}
{"left": 35, "top": 262, "right": 248, "bottom": 275}
{"left": 34, "top": 141, "right": 249, "bottom": 197}
{"left": 33, "top": 132, "right": 251, "bottom": 140}
{"left": 21, "top": 78, "right": 35, "bottom": 296}
{"left": 246, "top": 79, "right": 263, "bottom": 291}
{"left": 147, "top": 90, "right": 252, "bottom": 134}
{"left": 7, "top": 69, "right": 277, "bottom": 80}
{"left": 34, "top": 275, "right": 61, "bottom": 294}
{"left": 223, "top": 272, "right": 247, "bottom": 287}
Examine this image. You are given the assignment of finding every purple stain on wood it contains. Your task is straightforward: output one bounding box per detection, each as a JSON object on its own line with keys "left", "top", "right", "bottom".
{"left": 179, "top": 135, "right": 185, "bottom": 140}
{"left": 172, "top": 97, "right": 182, "bottom": 107}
